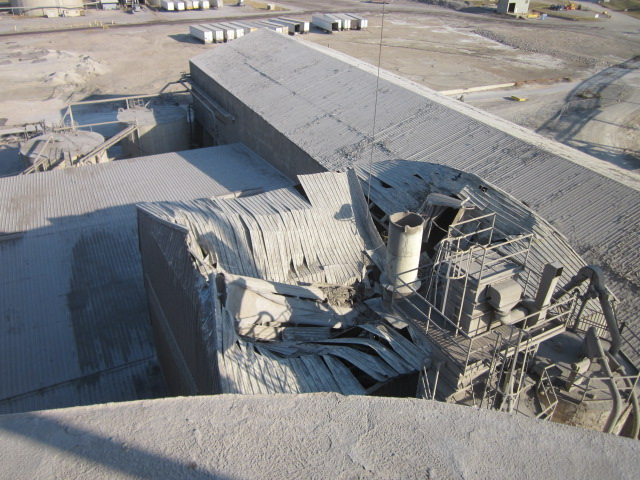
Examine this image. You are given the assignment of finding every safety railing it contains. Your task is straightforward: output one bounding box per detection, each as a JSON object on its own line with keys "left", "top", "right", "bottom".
{"left": 560, "top": 369, "right": 640, "bottom": 405}
{"left": 424, "top": 232, "right": 535, "bottom": 334}
{"left": 390, "top": 267, "right": 578, "bottom": 377}
{"left": 533, "top": 365, "right": 559, "bottom": 420}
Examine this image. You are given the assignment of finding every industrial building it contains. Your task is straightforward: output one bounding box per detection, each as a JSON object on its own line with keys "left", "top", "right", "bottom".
{"left": 1, "top": 19, "right": 639, "bottom": 440}
{"left": 189, "top": 29, "right": 640, "bottom": 366}
{"left": 10, "top": 0, "right": 84, "bottom": 17}
{"left": 497, "top": 0, "right": 530, "bottom": 16}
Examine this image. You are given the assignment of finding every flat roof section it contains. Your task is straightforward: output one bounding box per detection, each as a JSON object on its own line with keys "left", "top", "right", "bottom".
{"left": 0, "top": 144, "right": 294, "bottom": 414}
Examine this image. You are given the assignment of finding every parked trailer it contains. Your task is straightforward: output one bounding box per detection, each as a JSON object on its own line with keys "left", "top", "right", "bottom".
{"left": 184, "top": 0, "right": 193, "bottom": 9}
{"left": 209, "top": 23, "right": 235, "bottom": 41}
{"left": 200, "top": 0, "right": 209, "bottom": 8}
{"left": 311, "top": 14, "right": 340, "bottom": 33}
{"left": 271, "top": 18, "right": 299, "bottom": 35}
{"left": 218, "top": 22, "right": 244, "bottom": 38}
{"left": 337, "top": 13, "right": 361, "bottom": 30}
{"left": 190, "top": 25, "right": 214, "bottom": 44}
{"left": 323, "top": 14, "right": 345, "bottom": 30}
{"left": 344, "top": 13, "right": 368, "bottom": 30}
{"left": 161, "top": 0, "right": 174, "bottom": 10}
{"left": 200, "top": 24, "right": 225, "bottom": 43}
{"left": 175, "top": 1, "right": 185, "bottom": 10}
{"left": 229, "top": 21, "right": 258, "bottom": 34}
{"left": 254, "top": 21, "right": 286, "bottom": 34}
{"left": 245, "top": 21, "right": 279, "bottom": 33}
{"left": 332, "top": 14, "right": 353, "bottom": 30}
{"left": 279, "top": 17, "right": 309, "bottom": 33}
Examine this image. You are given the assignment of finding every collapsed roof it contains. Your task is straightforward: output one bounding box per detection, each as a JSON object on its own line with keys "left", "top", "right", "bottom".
{"left": 138, "top": 170, "right": 432, "bottom": 396}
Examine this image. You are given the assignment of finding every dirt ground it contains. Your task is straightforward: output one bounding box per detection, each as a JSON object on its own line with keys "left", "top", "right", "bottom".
{"left": 0, "top": 0, "right": 638, "bottom": 176}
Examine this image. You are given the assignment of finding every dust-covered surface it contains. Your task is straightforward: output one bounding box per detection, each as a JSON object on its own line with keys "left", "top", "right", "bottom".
{"left": 298, "top": 3, "right": 640, "bottom": 171}
{"left": 0, "top": 1, "right": 637, "bottom": 165}
{"left": 0, "top": 145, "right": 294, "bottom": 415}
{"left": 0, "top": 393, "right": 638, "bottom": 479}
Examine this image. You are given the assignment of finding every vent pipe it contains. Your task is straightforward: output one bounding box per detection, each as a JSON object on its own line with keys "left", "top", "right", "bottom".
{"left": 382, "top": 212, "right": 425, "bottom": 299}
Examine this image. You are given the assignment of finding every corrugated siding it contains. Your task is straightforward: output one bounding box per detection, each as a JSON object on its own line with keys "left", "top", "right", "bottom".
{"left": 144, "top": 171, "right": 386, "bottom": 286}
{"left": 190, "top": 32, "right": 640, "bottom": 362}
{"left": 0, "top": 144, "right": 294, "bottom": 414}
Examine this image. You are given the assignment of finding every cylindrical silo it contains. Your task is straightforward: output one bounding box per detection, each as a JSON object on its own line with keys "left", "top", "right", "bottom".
{"left": 11, "top": 0, "right": 84, "bottom": 17}
{"left": 117, "top": 106, "right": 190, "bottom": 158}
{"left": 20, "top": 130, "right": 107, "bottom": 171}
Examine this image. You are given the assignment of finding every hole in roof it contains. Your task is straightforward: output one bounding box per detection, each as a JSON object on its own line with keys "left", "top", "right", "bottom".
{"left": 293, "top": 183, "right": 309, "bottom": 202}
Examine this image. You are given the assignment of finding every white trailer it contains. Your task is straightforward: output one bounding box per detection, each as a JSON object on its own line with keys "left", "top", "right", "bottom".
{"left": 200, "top": 24, "right": 225, "bottom": 43}
{"left": 175, "top": 1, "right": 186, "bottom": 10}
{"left": 311, "top": 14, "right": 340, "bottom": 33}
{"left": 332, "top": 14, "right": 353, "bottom": 30}
{"left": 345, "top": 14, "right": 368, "bottom": 30}
{"left": 209, "top": 23, "right": 235, "bottom": 41}
{"left": 337, "top": 13, "right": 360, "bottom": 30}
{"left": 218, "top": 22, "right": 244, "bottom": 38}
{"left": 271, "top": 19, "right": 298, "bottom": 35}
{"left": 323, "top": 14, "right": 345, "bottom": 30}
{"left": 185, "top": 0, "right": 194, "bottom": 9}
{"left": 161, "top": 0, "right": 174, "bottom": 11}
{"left": 255, "top": 21, "right": 286, "bottom": 34}
{"left": 190, "top": 25, "right": 214, "bottom": 44}
{"left": 229, "top": 21, "right": 258, "bottom": 34}
{"left": 279, "top": 17, "right": 309, "bottom": 33}
{"left": 200, "top": 0, "right": 210, "bottom": 8}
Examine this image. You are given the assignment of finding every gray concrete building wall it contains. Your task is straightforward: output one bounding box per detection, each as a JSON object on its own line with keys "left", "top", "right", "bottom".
{"left": 190, "top": 63, "right": 326, "bottom": 181}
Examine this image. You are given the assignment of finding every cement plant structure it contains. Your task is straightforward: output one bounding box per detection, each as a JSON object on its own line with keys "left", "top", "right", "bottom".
{"left": 1, "top": 25, "right": 639, "bottom": 479}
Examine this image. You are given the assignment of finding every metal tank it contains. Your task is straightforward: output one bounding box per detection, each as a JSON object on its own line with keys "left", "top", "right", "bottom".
{"left": 19, "top": 130, "right": 107, "bottom": 172}
{"left": 117, "top": 106, "right": 190, "bottom": 158}
{"left": 11, "top": 0, "right": 84, "bottom": 17}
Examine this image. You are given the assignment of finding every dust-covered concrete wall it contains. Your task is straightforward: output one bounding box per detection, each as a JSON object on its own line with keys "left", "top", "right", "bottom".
{"left": 137, "top": 208, "right": 220, "bottom": 396}
{"left": 190, "top": 62, "right": 325, "bottom": 182}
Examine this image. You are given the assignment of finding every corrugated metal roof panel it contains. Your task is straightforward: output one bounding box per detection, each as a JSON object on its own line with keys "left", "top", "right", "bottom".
{"left": 0, "top": 144, "right": 294, "bottom": 414}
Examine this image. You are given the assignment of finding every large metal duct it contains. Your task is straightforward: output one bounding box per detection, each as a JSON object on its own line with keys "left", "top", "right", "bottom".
{"left": 382, "top": 212, "right": 425, "bottom": 299}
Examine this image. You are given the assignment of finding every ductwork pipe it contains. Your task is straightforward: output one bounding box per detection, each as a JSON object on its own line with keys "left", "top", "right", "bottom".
{"left": 590, "top": 327, "right": 623, "bottom": 434}
{"left": 382, "top": 212, "right": 425, "bottom": 299}
{"left": 555, "top": 265, "right": 622, "bottom": 357}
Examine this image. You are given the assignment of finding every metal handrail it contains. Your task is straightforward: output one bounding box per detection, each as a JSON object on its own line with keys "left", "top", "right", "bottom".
{"left": 534, "top": 366, "right": 559, "bottom": 420}
{"left": 558, "top": 368, "right": 640, "bottom": 404}
{"left": 392, "top": 269, "right": 577, "bottom": 377}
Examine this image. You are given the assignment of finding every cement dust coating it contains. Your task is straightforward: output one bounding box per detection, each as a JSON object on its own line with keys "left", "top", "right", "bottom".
{"left": 2, "top": 1, "right": 638, "bottom": 174}
{"left": 0, "top": 393, "right": 638, "bottom": 479}
{"left": 0, "top": 24, "right": 211, "bottom": 125}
